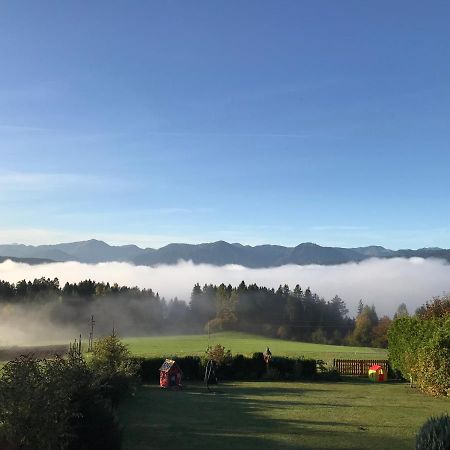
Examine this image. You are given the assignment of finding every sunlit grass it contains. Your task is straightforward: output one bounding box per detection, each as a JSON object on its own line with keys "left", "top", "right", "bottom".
{"left": 123, "top": 332, "right": 387, "bottom": 363}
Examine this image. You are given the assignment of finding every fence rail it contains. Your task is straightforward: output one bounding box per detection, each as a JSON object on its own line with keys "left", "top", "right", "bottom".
{"left": 333, "top": 359, "right": 389, "bottom": 376}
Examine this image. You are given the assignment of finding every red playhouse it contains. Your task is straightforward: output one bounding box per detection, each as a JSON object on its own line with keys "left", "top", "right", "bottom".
{"left": 159, "top": 359, "right": 182, "bottom": 389}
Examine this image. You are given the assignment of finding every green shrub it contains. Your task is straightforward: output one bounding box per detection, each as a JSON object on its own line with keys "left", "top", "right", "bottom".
{"left": 0, "top": 353, "right": 122, "bottom": 450}
{"left": 316, "top": 368, "right": 341, "bottom": 381}
{"left": 70, "top": 395, "right": 122, "bottom": 450}
{"left": 90, "top": 335, "right": 139, "bottom": 405}
{"left": 135, "top": 356, "right": 203, "bottom": 383}
{"left": 293, "top": 359, "right": 317, "bottom": 379}
{"left": 204, "top": 344, "right": 232, "bottom": 366}
{"left": 415, "top": 327, "right": 450, "bottom": 396}
{"left": 416, "top": 414, "right": 450, "bottom": 450}
{"left": 263, "top": 366, "right": 283, "bottom": 380}
{"left": 388, "top": 316, "right": 450, "bottom": 394}
{"left": 134, "top": 354, "right": 316, "bottom": 383}
{"left": 388, "top": 316, "right": 435, "bottom": 377}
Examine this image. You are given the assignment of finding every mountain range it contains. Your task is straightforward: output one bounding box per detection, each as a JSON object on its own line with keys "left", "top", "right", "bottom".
{"left": 0, "top": 239, "right": 449, "bottom": 267}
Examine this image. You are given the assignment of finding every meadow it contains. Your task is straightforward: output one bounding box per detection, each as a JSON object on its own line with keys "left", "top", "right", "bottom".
{"left": 0, "top": 332, "right": 386, "bottom": 366}
{"left": 123, "top": 332, "right": 387, "bottom": 362}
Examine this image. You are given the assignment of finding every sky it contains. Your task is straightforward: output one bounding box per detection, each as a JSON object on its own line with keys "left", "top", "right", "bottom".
{"left": 1, "top": 1, "right": 450, "bottom": 249}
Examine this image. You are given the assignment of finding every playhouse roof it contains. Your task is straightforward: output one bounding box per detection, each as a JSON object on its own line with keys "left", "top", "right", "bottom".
{"left": 159, "top": 359, "right": 181, "bottom": 373}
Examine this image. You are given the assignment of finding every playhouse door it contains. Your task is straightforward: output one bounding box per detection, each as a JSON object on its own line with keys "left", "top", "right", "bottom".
{"left": 170, "top": 374, "right": 176, "bottom": 386}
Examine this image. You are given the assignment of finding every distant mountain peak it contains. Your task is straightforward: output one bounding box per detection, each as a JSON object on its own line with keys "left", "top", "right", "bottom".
{"left": 0, "top": 239, "right": 449, "bottom": 267}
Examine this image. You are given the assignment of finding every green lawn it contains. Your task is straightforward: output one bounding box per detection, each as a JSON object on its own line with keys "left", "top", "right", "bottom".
{"left": 124, "top": 332, "right": 387, "bottom": 362}
{"left": 119, "top": 380, "right": 449, "bottom": 450}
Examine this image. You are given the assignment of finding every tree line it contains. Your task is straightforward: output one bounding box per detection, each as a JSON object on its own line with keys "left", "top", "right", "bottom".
{"left": 0, "top": 277, "right": 398, "bottom": 347}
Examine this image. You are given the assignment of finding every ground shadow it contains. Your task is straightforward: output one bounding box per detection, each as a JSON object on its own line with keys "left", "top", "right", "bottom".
{"left": 119, "top": 381, "right": 413, "bottom": 450}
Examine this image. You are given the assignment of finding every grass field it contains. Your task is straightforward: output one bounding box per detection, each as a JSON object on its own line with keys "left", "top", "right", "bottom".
{"left": 123, "top": 332, "right": 387, "bottom": 362}
{"left": 119, "top": 380, "right": 449, "bottom": 450}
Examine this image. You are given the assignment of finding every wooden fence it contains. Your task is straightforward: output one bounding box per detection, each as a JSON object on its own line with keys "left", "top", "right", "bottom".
{"left": 333, "top": 359, "right": 389, "bottom": 376}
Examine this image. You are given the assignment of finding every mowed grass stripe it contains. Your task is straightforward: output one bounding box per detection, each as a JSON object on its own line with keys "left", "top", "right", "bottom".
{"left": 123, "top": 332, "right": 387, "bottom": 361}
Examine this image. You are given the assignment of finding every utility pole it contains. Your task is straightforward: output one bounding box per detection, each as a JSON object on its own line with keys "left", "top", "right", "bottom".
{"left": 88, "top": 315, "right": 95, "bottom": 352}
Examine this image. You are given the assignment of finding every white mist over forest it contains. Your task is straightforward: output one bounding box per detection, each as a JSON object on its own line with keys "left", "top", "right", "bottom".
{"left": 1, "top": 257, "right": 449, "bottom": 317}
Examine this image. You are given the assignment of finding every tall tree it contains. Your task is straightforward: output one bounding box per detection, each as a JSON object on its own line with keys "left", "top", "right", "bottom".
{"left": 394, "top": 302, "right": 409, "bottom": 319}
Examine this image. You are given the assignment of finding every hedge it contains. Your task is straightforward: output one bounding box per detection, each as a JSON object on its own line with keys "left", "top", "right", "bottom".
{"left": 388, "top": 316, "right": 450, "bottom": 395}
{"left": 133, "top": 353, "right": 316, "bottom": 383}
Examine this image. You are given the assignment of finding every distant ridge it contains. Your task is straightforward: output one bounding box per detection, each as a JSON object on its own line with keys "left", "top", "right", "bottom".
{"left": 0, "top": 256, "right": 55, "bottom": 265}
{"left": 0, "top": 239, "right": 449, "bottom": 267}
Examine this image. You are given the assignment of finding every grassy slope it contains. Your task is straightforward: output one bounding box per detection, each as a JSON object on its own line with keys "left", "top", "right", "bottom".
{"left": 124, "top": 332, "right": 387, "bottom": 361}
{"left": 120, "top": 381, "right": 450, "bottom": 450}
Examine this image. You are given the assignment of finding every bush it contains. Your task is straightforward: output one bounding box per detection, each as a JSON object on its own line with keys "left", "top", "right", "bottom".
{"left": 416, "top": 414, "right": 450, "bottom": 450}
{"left": 388, "top": 317, "right": 436, "bottom": 378}
{"left": 90, "top": 334, "right": 139, "bottom": 405}
{"left": 263, "top": 366, "right": 283, "bottom": 380}
{"left": 316, "top": 368, "right": 341, "bottom": 381}
{"left": 388, "top": 315, "right": 450, "bottom": 394}
{"left": 136, "top": 356, "right": 203, "bottom": 383}
{"left": 415, "top": 327, "right": 450, "bottom": 396}
{"left": 134, "top": 354, "right": 316, "bottom": 383}
{"left": 204, "top": 344, "right": 232, "bottom": 366}
{"left": 0, "top": 353, "right": 122, "bottom": 450}
{"left": 293, "top": 359, "right": 317, "bottom": 379}
{"left": 70, "top": 395, "right": 122, "bottom": 450}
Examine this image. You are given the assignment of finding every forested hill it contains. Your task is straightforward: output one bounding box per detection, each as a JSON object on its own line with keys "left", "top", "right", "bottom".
{"left": 0, "top": 239, "right": 449, "bottom": 267}
{"left": 0, "top": 256, "right": 55, "bottom": 265}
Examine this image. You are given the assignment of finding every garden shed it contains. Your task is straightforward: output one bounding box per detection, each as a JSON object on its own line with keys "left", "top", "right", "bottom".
{"left": 159, "top": 359, "right": 182, "bottom": 388}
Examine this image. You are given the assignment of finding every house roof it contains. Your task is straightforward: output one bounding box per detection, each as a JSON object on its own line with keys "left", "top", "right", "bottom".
{"left": 159, "top": 359, "right": 181, "bottom": 373}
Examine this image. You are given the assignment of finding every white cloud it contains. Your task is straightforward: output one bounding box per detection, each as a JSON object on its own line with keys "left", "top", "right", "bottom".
{"left": 0, "top": 257, "right": 449, "bottom": 317}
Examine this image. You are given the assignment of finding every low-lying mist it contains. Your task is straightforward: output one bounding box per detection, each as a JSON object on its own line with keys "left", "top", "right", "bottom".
{"left": 0, "top": 257, "right": 449, "bottom": 346}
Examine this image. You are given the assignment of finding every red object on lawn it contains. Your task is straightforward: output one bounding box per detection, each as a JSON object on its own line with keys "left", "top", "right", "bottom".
{"left": 368, "top": 364, "right": 386, "bottom": 382}
{"left": 159, "top": 359, "right": 183, "bottom": 389}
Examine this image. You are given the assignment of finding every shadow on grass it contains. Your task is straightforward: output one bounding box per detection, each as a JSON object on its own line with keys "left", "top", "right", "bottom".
{"left": 119, "top": 382, "right": 412, "bottom": 450}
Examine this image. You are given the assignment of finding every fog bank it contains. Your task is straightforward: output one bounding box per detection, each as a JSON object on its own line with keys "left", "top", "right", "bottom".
{"left": 1, "top": 257, "right": 449, "bottom": 317}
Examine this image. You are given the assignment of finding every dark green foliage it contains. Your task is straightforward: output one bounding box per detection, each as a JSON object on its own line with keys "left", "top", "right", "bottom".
{"left": 388, "top": 307, "right": 450, "bottom": 395}
{"left": 388, "top": 316, "right": 434, "bottom": 377}
{"left": 416, "top": 414, "right": 450, "bottom": 450}
{"left": 349, "top": 304, "right": 379, "bottom": 346}
{"left": 134, "top": 354, "right": 316, "bottom": 383}
{"left": 69, "top": 397, "right": 122, "bottom": 450}
{"left": 0, "top": 335, "right": 139, "bottom": 449}
{"left": 203, "top": 282, "right": 353, "bottom": 344}
{"left": 0, "top": 353, "right": 123, "bottom": 450}
{"left": 0, "top": 277, "right": 360, "bottom": 347}
{"left": 415, "top": 323, "right": 450, "bottom": 395}
{"left": 316, "top": 368, "right": 341, "bottom": 381}
{"left": 136, "top": 356, "right": 203, "bottom": 382}
{"left": 89, "top": 335, "right": 139, "bottom": 406}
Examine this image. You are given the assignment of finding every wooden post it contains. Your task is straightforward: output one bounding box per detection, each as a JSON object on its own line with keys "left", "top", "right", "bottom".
{"left": 88, "top": 315, "right": 95, "bottom": 352}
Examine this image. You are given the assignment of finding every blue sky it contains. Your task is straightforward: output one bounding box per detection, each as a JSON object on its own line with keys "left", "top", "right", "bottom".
{"left": 1, "top": 1, "right": 450, "bottom": 249}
